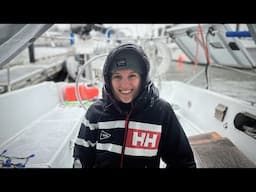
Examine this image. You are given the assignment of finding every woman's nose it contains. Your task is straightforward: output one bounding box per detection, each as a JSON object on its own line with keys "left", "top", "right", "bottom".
{"left": 120, "top": 77, "right": 130, "bottom": 88}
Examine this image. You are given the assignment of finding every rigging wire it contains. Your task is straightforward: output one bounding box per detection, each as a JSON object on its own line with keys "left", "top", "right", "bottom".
{"left": 204, "top": 27, "right": 211, "bottom": 89}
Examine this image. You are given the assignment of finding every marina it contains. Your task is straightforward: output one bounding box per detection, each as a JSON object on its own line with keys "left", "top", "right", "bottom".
{"left": 0, "top": 24, "right": 256, "bottom": 168}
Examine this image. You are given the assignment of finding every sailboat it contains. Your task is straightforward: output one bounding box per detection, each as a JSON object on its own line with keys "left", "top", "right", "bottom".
{"left": 0, "top": 24, "right": 255, "bottom": 168}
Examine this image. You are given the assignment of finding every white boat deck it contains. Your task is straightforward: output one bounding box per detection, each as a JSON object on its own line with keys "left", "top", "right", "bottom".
{"left": 159, "top": 80, "right": 256, "bottom": 167}
{"left": 0, "top": 81, "right": 85, "bottom": 168}
{"left": 1, "top": 106, "right": 84, "bottom": 167}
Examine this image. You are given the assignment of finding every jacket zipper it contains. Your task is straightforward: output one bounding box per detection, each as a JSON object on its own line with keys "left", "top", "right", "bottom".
{"left": 120, "top": 111, "right": 132, "bottom": 168}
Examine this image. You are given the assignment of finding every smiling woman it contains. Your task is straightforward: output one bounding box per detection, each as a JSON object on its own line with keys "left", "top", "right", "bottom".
{"left": 73, "top": 43, "right": 196, "bottom": 168}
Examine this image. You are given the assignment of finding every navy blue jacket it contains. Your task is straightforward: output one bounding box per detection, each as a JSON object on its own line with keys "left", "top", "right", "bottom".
{"left": 73, "top": 81, "right": 196, "bottom": 168}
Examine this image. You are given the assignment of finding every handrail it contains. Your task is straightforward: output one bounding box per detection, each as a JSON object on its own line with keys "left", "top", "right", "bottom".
{"left": 75, "top": 53, "right": 108, "bottom": 111}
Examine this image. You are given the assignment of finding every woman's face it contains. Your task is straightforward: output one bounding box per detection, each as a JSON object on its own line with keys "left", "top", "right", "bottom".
{"left": 111, "top": 69, "right": 141, "bottom": 103}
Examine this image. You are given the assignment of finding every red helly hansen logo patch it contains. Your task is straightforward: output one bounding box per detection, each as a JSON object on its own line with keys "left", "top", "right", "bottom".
{"left": 126, "top": 129, "right": 161, "bottom": 149}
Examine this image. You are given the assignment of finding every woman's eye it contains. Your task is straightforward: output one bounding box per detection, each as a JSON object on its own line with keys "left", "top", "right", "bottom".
{"left": 129, "top": 74, "right": 138, "bottom": 78}
{"left": 112, "top": 75, "right": 122, "bottom": 80}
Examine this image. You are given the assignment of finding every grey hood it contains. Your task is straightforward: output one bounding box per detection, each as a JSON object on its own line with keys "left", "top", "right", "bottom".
{"left": 102, "top": 43, "right": 151, "bottom": 98}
